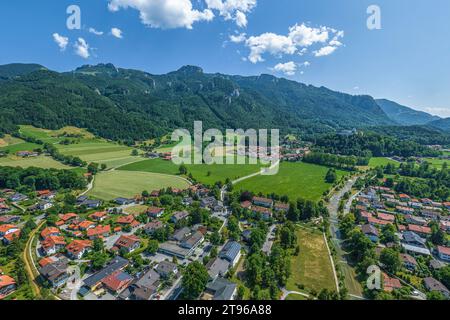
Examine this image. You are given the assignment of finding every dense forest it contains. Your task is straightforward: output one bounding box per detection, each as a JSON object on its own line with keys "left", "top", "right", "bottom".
{"left": 314, "top": 132, "right": 441, "bottom": 158}
{"left": 0, "top": 63, "right": 395, "bottom": 141}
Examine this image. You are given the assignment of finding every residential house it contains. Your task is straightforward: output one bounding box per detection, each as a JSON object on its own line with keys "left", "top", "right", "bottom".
{"left": 383, "top": 273, "right": 402, "bottom": 292}
{"left": 37, "top": 201, "right": 53, "bottom": 211}
{"left": 400, "top": 253, "right": 418, "bottom": 271}
{"left": 82, "top": 256, "right": 129, "bottom": 291}
{"left": 362, "top": 224, "right": 379, "bottom": 243}
{"left": 155, "top": 261, "right": 178, "bottom": 279}
{"left": 423, "top": 277, "right": 450, "bottom": 298}
{"left": 170, "top": 211, "right": 190, "bottom": 224}
{"left": 147, "top": 206, "right": 165, "bottom": 218}
{"left": 440, "top": 220, "right": 450, "bottom": 233}
{"left": 40, "top": 227, "right": 61, "bottom": 239}
{"left": 113, "top": 235, "right": 141, "bottom": 253}
{"left": 421, "top": 210, "right": 441, "bottom": 221}
{"left": 9, "top": 193, "right": 28, "bottom": 202}
{"left": 377, "top": 212, "right": 395, "bottom": 223}
{"left": 219, "top": 241, "right": 242, "bottom": 267}
{"left": 405, "top": 215, "right": 428, "bottom": 226}
{"left": 252, "top": 205, "right": 272, "bottom": 220}
{"left": 206, "top": 257, "right": 230, "bottom": 280}
{"left": 396, "top": 206, "right": 414, "bottom": 215}
{"left": 37, "top": 190, "right": 56, "bottom": 200}
{"left": 402, "top": 231, "right": 427, "bottom": 247}
{"left": 202, "top": 277, "right": 237, "bottom": 301}
{"left": 114, "top": 198, "right": 135, "bottom": 206}
{"left": 0, "top": 275, "right": 16, "bottom": 300}
{"left": 201, "top": 197, "right": 218, "bottom": 209}
{"left": 437, "top": 246, "right": 450, "bottom": 262}
{"left": 252, "top": 196, "right": 273, "bottom": 208}
{"left": 240, "top": 201, "right": 252, "bottom": 210}
{"left": 274, "top": 202, "right": 290, "bottom": 212}
{"left": 39, "top": 260, "right": 69, "bottom": 288}
{"left": 368, "top": 217, "right": 391, "bottom": 227}
{"left": 89, "top": 211, "right": 107, "bottom": 222}
{"left": 58, "top": 213, "right": 78, "bottom": 224}
{"left": 101, "top": 270, "right": 134, "bottom": 294}
{"left": 0, "top": 215, "right": 20, "bottom": 224}
{"left": 180, "top": 231, "right": 204, "bottom": 250}
{"left": 128, "top": 269, "right": 161, "bottom": 301}
{"left": 444, "top": 202, "right": 450, "bottom": 210}
{"left": 41, "top": 236, "right": 66, "bottom": 256}
{"left": 87, "top": 225, "right": 111, "bottom": 240}
{"left": 0, "top": 224, "right": 19, "bottom": 238}
{"left": 399, "top": 194, "right": 411, "bottom": 202}
{"left": 144, "top": 220, "right": 164, "bottom": 235}
{"left": 2, "top": 229, "right": 21, "bottom": 245}
{"left": 66, "top": 240, "right": 92, "bottom": 260}
{"left": 78, "top": 220, "right": 96, "bottom": 231}
{"left": 408, "top": 224, "right": 431, "bottom": 236}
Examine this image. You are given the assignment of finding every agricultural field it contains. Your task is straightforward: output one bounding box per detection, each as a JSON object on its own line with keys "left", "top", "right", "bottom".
{"left": 119, "top": 158, "right": 264, "bottom": 186}
{"left": 87, "top": 170, "right": 191, "bottom": 201}
{"left": 368, "top": 157, "right": 400, "bottom": 168}
{"left": 286, "top": 227, "right": 336, "bottom": 293}
{"left": 235, "top": 162, "right": 347, "bottom": 201}
{"left": 16, "top": 125, "right": 143, "bottom": 169}
{"left": 0, "top": 155, "right": 70, "bottom": 169}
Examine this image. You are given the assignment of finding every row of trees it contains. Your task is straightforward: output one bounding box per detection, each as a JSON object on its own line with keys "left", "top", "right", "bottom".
{"left": 0, "top": 166, "right": 87, "bottom": 191}
{"left": 303, "top": 152, "right": 368, "bottom": 170}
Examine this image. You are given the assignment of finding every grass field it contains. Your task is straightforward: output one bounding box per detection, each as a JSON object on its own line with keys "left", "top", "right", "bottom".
{"left": 285, "top": 293, "right": 308, "bottom": 300}
{"left": 57, "top": 140, "right": 141, "bottom": 169}
{"left": 423, "top": 158, "right": 448, "bottom": 170}
{"left": 0, "top": 155, "right": 71, "bottom": 169}
{"left": 123, "top": 205, "right": 149, "bottom": 216}
{"left": 16, "top": 125, "right": 143, "bottom": 169}
{"left": 87, "top": 170, "right": 191, "bottom": 200}
{"left": 286, "top": 227, "right": 336, "bottom": 293}
{"left": 119, "top": 158, "right": 264, "bottom": 185}
{"left": 368, "top": 157, "right": 400, "bottom": 168}
{"left": 235, "top": 162, "right": 346, "bottom": 201}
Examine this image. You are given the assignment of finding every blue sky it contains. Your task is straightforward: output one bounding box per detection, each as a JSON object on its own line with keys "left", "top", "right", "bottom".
{"left": 1, "top": 0, "right": 450, "bottom": 117}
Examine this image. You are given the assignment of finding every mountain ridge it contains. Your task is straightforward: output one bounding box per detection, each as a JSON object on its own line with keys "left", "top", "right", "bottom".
{"left": 0, "top": 62, "right": 434, "bottom": 142}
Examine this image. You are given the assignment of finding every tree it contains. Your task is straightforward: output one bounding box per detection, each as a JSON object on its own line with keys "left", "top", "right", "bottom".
{"left": 380, "top": 248, "right": 401, "bottom": 273}
{"left": 87, "top": 162, "right": 99, "bottom": 175}
{"left": 93, "top": 238, "right": 105, "bottom": 252}
{"left": 325, "top": 169, "right": 337, "bottom": 183}
{"left": 179, "top": 164, "right": 188, "bottom": 175}
{"left": 64, "top": 194, "right": 77, "bottom": 206}
{"left": 181, "top": 261, "right": 209, "bottom": 300}
{"left": 91, "top": 252, "right": 109, "bottom": 270}
{"left": 380, "top": 224, "right": 397, "bottom": 244}
{"left": 131, "top": 149, "right": 139, "bottom": 156}
{"left": 146, "top": 240, "right": 159, "bottom": 255}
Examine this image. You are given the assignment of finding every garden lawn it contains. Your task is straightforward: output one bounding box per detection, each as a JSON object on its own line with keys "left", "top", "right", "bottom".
{"left": 286, "top": 227, "right": 336, "bottom": 293}
{"left": 234, "top": 162, "right": 346, "bottom": 201}
{"left": 87, "top": 170, "right": 191, "bottom": 201}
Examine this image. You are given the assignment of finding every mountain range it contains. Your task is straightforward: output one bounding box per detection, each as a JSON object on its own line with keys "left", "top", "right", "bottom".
{"left": 0, "top": 63, "right": 448, "bottom": 141}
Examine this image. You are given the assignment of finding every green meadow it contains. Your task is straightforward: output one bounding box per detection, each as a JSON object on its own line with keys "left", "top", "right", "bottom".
{"left": 368, "top": 157, "right": 400, "bottom": 168}
{"left": 286, "top": 227, "right": 336, "bottom": 293}
{"left": 119, "top": 158, "right": 264, "bottom": 186}
{"left": 235, "top": 162, "right": 347, "bottom": 201}
{"left": 87, "top": 170, "right": 191, "bottom": 200}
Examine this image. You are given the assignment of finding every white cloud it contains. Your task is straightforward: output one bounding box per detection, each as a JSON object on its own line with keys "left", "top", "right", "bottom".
{"left": 240, "top": 23, "right": 344, "bottom": 63}
{"left": 205, "top": 0, "right": 256, "bottom": 28}
{"left": 108, "top": 0, "right": 214, "bottom": 29}
{"left": 74, "top": 38, "right": 90, "bottom": 59}
{"left": 52, "top": 33, "right": 69, "bottom": 51}
{"left": 313, "top": 46, "right": 337, "bottom": 57}
{"left": 111, "top": 27, "right": 123, "bottom": 38}
{"left": 300, "top": 61, "right": 310, "bottom": 67}
{"left": 246, "top": 32, "right": 297, "bottom": 63}
{"left": 270, "top": 61, "right": 297, "bottom": 76}
{"left": 229, "top": 33, "right": 247, "bottom": 43}
{"left": 89, "top": 28, "right": 104, "bottom": 36}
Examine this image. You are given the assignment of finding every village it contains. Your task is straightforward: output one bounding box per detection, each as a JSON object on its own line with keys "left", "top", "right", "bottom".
{"left": 349, "top": 184, "right": 450, "bottom": 298}
{"left": 0, "top": 179, "right": 291, "bottom": 301}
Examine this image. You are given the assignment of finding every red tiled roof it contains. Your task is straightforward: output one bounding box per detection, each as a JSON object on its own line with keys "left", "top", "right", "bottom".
{"left": 89, "top": 211, "right": 107, "bottom": 220}
{"left": 408, "top": 224, "right": 431, "bottom": 234}
{"left": 0, "top": 275, "right": 16, "bottom": 289}
{"left": 383, "top": 273, "right": 402, "bottom": 292}
{"left": 3, "top": 230, "right": 21, "bottom": 243}
{"left": 66, "top": 240, "right": 92, "bottom": 256}
{"left": 87, "top": 225, "right": 110, "bottom": 237}
{"left": 78, "top": 220, "right": 95, "bottom": 230}
{"left": 59, "top": 213, "right": 78, "bottom": 222}
{"left": 117, "top": 215, "right": 135, "bottom": 225}
{"left": 0, "top": 224, "right": 17, "bottom": 234}
{"left": 437, "top": 246, "right": 450, "bottom": 256}
{"left": 240, "top": 201, "right": 251, "bottom": 209}
{"left": 377, "top": 212, "right": 395, "bottom": 222}
{"left": 41, "top": 236, "right": 66, "bottom": 250}
{"left": 40, "top": 227, "right": 60, "bottom": 239}
{"left": 114, "top": 234, "right": 140, "bottom": 249}
{"left": 368, "top": 217, "right": 391, "bottom": 226}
